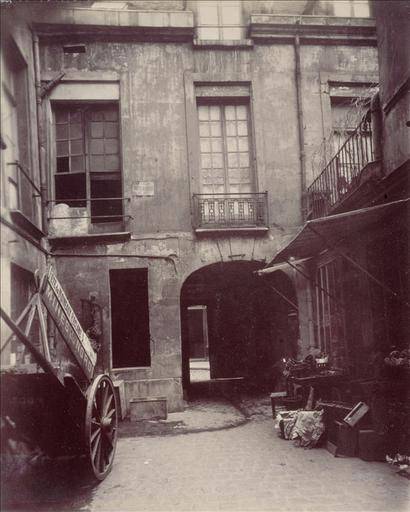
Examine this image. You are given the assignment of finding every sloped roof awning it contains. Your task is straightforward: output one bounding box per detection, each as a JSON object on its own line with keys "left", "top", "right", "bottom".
{"left": 270, "top": 198, "right": 409, "bottom": 265}
{"left": 256, "top": 258, "right": 310, "bottom": 275}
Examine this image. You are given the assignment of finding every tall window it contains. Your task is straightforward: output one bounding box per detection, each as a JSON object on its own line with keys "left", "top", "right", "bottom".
{"left": 1, "top": 56, "right": 19, "bottom": 210}
{"left": 197, "top": 0, "right": 243, "bottom": 40}
{"left": 198, "top": 102, "right": 253, "bottom": 194}
{"left": 329, "top": 0, "right": 370, "bottom": 17}
{"left": 1, "top": 44, "right": 35, "bottom": 222}
{"left": 328, "top": 89, "right": 374, "bottom": 199}
{"left": 314, "top": 259, "right": 346, "bottom": 367}
{"left": 330, "top": 95, "right": 371, "bottom": 152}
{"left": 54, "top": 103, "right": 122, "bottom": 223}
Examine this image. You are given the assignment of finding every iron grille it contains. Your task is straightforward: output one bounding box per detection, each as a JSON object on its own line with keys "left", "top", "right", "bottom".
{"left": 193, "top": 192, "right": 268, "bottom": 230}
{"left": 307, "top": 111, "right": 375, "bottom": 219}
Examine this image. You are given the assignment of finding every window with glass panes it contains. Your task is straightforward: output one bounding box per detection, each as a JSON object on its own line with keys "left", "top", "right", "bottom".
{"left": 1, "top": 47, "right": 35, "bottom": 222}
{"left": 197, "top": 0, "right": 243, "bottom": 40}
{"left": 329, "top": 96, "right": 372, "bottom": 197}
{"left": 54, "top": 103, "right": 122, "bottom": 223}
{"left": 330, "top": 0, "right": 370, "bottom": 17}
{"left": 198, "top": 102, "right": 254, "bottom": 195}
{"left": 314, "top": 260, "right": 346, "bottom": 363}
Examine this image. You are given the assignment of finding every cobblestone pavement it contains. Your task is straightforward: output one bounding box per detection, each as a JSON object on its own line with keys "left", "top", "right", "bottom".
{"left": 3, "top": 399, "right": 409, "bottom": 512}
{"left": 118, "top": 398, "right": 246, "bottom": 437}
{"left": 85, "top": 418, "right": 409, "bottom": 512}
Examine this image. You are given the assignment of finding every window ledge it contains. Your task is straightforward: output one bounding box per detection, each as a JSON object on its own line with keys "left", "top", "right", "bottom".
{"left": 195, "top": 226, "right": 269, "bottom": 234}
{"left": 112, "top": 367, "right": 152, "bottom": 372}
{"left": 32, "top": 9, "right": 194, "bottom": 41}
{"left": 48, "top": 231, "right": 131, "bottom": 248}
{"left": 9, "top": 210, "right": 45, "bottom": 241}
{"left": 249, "top": 14, "right": 376, "bottom": 44}
{"left": 193, "top": 39, "right": 254, "bottom": 49}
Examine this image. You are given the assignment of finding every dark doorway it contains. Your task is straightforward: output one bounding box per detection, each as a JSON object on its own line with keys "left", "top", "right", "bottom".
{"left": 110, "top": 268, "right": 151, "bottom": 368}
{"left": 180, "top": 262, "right": 298, "bottom": 398}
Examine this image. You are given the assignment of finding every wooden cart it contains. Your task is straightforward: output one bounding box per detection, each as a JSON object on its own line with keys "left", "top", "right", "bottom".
{"left": 0, "top": 266, "right": 118, "bottom": 481}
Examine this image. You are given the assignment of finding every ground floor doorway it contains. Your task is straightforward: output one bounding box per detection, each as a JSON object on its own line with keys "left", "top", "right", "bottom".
{"left": 180, "top": 261, "right": 299, "bottom": 398}
{"left": 109, "top": 268, "right": 151, "bottom": 369}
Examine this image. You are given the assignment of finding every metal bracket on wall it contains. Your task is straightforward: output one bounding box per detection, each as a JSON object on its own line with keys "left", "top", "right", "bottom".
{"left": 40, "top": 72, "right": 66, "bottom": 99}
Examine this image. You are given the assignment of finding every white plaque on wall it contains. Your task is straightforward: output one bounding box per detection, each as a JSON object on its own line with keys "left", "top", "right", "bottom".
{"left": 134, "top": 181, "right": 155, "bottom": 197}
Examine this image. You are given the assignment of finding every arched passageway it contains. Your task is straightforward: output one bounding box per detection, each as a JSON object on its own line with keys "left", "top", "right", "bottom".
{"left": 180, "top": 262, "right": 299, "bottom": 398}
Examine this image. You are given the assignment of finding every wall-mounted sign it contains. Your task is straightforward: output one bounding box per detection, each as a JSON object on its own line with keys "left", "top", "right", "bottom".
{"left": 134, "top": 181, "right": 155, "bottom": 197}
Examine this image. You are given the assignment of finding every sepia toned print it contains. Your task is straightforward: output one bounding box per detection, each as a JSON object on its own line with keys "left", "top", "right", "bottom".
{"left": 0, "top": 1, "right": 408, "bottom": 511}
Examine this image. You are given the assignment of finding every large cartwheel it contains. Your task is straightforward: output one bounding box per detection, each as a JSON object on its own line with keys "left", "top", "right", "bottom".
{"left": 85, "top": 374, "right": 118, "bottom": 480}
{"left": 0, "top": 266, "right": 119, "bottom": 481}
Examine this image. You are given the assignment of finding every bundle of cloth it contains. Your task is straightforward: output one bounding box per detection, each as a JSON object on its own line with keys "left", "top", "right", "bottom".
{"left": 276, "top": 409, "right": 325, "bottom": 448}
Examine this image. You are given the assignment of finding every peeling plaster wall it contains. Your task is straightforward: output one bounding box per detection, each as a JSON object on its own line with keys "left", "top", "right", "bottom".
{"left": 0, "top": 13, "right": 46, "bottom": 366}
{"left": 381, "top": 99, "right": 410, "bottom": 175}
{"left": 41, "top": 38, "right": 378, "bottom": 232}
{"left": 0, "top": 227, "right": 47, "bottom": 366}
{"left": 41, "top": 30, "right": 379, "bottom": 411}
{"left": 374, "top": 0, "right": 410, "bottom": 176}
{"left": 52, "top": 250, "right": 183, "bottom": 406}
{"left": 374, "top": 1, "right": 409, "bottom": 107}
{"left": 51, "top": 229, "right": 294, "bottom": 411}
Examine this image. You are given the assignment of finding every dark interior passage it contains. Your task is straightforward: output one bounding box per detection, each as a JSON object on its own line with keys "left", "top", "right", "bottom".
{"left": 187, "top": 306, "right": 208, "bottom": 359}
{"left": 180, "top": 262, "right": 298, "bottom": 396}
{"left": 110, "top": 268, "right": 151, "bottom": 368}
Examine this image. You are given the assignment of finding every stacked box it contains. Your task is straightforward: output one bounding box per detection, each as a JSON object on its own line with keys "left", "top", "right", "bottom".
{"left": 358, "top": 430, "right": 386, "bottom": 461}
{"left": 335, "top": 420, "right": 357, "bottom": 457}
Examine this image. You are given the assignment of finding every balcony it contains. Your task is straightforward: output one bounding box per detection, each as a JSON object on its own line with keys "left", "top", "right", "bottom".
{"left": 192, "top": 192, "right": 269, "bottom": 233}
{"left": 307, "top": 111, "right": 377, "bottom": 219}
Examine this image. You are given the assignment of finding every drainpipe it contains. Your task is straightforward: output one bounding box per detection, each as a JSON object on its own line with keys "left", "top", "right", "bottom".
{"left": 33, "top": 34, "right": 48, "bottom": 234}
{"left": 370, "top": 92, "right": 383, "bottom": 166}
{"left": 294, "top": 32, "right": 307, "bottom": 221}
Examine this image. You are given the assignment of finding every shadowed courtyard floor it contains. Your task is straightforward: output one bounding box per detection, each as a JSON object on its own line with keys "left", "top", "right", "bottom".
{"left": 2, "top": 396, "right": 408, "bottom": 512}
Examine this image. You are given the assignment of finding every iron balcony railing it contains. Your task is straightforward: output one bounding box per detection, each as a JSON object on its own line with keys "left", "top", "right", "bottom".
{"left": 193, "top": 192, "right": 268, "bottom": 230}
{"left": 307, "top": 111, "right": 375, "bottom": 219}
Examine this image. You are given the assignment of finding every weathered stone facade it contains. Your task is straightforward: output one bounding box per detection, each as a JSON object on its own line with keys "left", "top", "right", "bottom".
{"left": 0, "top": 9, "right": 47, "bottom": 367}
{"left": 1, "top": 1, "right": 380, "bottom": 413}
